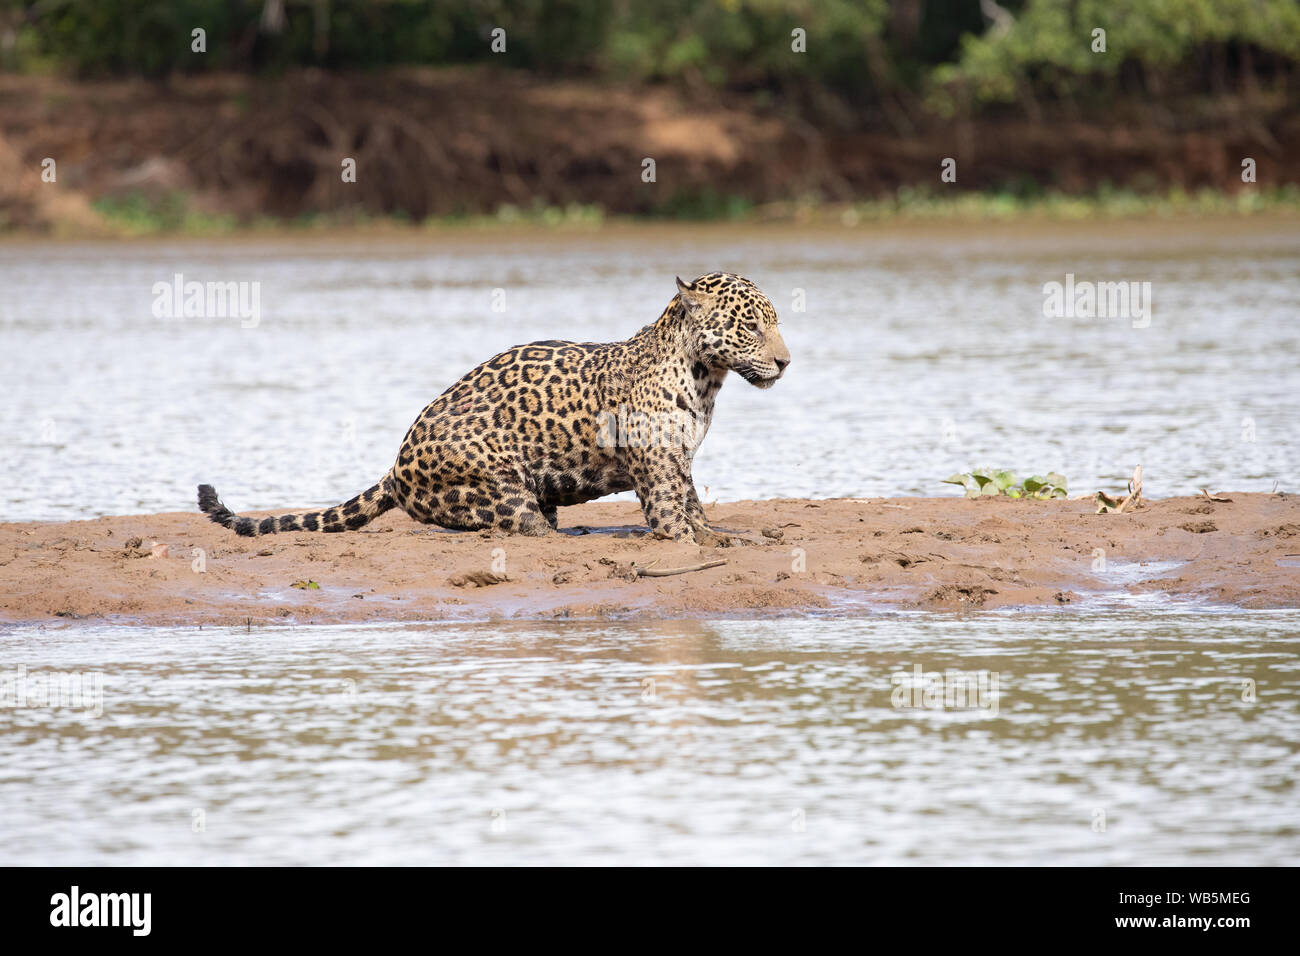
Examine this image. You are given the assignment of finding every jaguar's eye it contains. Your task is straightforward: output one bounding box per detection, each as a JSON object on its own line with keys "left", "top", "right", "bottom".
{"left": 745, "top": 321, "right": 761, "bottom": 332}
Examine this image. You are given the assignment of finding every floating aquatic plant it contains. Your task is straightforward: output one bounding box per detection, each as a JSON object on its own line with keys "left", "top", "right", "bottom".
{"left": 943, "top": 470, "right": 1068, "bottom": 499}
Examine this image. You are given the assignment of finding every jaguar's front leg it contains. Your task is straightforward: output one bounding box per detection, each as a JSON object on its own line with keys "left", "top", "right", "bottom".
{"left": 684, "top": 482, "right": 731, "bottom": 548}
{"left": 683, "top": 465, "right": 750, "bottom": 547}
{"left": 687, "top": 487, "right": 734, "bottom": 547}
{"left": 627, "top": 447, "right": 695, "bottom": 541}
{"left": 685, "top": 482, "right": 710, "bottom": 531}
{"left": 680, "top": 463, "right": 734, "bottom": 548}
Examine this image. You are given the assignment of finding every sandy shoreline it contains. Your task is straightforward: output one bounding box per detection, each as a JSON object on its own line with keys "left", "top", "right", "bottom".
{"left": 1, "top": 494, "right": 1297, "bottom": 627}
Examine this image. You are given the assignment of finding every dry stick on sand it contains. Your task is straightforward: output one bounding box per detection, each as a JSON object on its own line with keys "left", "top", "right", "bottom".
{"left": 1115, "top": 465, "right": 1143, "bottom": 513}
{"left": 636, "top": 560, "right": 727, "bottom": 578}
{"left": 1093, "top": 464, "right": 1144, "bottom": 513}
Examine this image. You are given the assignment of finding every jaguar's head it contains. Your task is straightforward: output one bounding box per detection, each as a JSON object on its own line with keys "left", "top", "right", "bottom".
{"left": 676, "top": 273, "right": 791, "bottom": 388}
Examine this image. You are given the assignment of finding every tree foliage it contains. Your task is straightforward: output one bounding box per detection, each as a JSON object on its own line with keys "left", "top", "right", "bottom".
{"left": 3, "top": 0, "right": 1297, "bottom": 116}
{"left": 932, "top": 0, "right": 1300, "bottom": 109}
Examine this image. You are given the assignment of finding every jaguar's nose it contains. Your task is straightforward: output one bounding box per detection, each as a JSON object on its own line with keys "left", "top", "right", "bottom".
{"left": 774, "top": 357, "right": 790, "bottom": 375}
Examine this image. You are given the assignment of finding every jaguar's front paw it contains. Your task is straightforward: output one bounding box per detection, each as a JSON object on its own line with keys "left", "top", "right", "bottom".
{"left": 693, "top": 526, "right": 736, "bottom": 548}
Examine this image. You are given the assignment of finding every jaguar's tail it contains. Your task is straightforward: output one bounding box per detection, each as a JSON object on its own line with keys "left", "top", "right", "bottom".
{"left": 197, "top": 481, "right": 396, "bottom": 536}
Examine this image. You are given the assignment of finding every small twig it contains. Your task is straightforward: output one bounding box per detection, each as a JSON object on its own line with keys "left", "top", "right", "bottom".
{"left": 1115, "top": 465, "right": 1143, "bottom": 514}
{"left": 636, "top": 560, "right": 726, "bottom": 577}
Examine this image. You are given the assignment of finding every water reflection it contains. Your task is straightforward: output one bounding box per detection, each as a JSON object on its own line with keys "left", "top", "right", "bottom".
{"left": 1, "top": 609, "right": 1296, "bottom": 864}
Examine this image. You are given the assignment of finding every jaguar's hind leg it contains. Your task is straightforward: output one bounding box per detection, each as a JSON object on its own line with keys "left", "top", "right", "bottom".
{"left": 504, "top": 495, "right": 554, "bottom": 536}
{"left": 407, "top": 481, "right": 552, "bottom": 536}
{"left": 389, "top": 439, "right": 554, "bottom": 535}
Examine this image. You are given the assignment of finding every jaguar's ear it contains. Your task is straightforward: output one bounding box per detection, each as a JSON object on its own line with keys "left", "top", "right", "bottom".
{"left": 676, "top": 276, "right": 706, "bottom": 314}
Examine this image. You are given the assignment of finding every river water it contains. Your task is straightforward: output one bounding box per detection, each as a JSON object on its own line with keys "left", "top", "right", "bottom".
{"left": 1, "top": 610, "right": 1297, "bottom": 865}
{"left": 2, "top": 219, "right": 1297, "bottom": 519}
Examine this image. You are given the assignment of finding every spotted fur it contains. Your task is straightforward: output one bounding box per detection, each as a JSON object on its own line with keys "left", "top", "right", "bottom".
{"left": 198, "top": 272, "right": 790, "bottom": 542}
